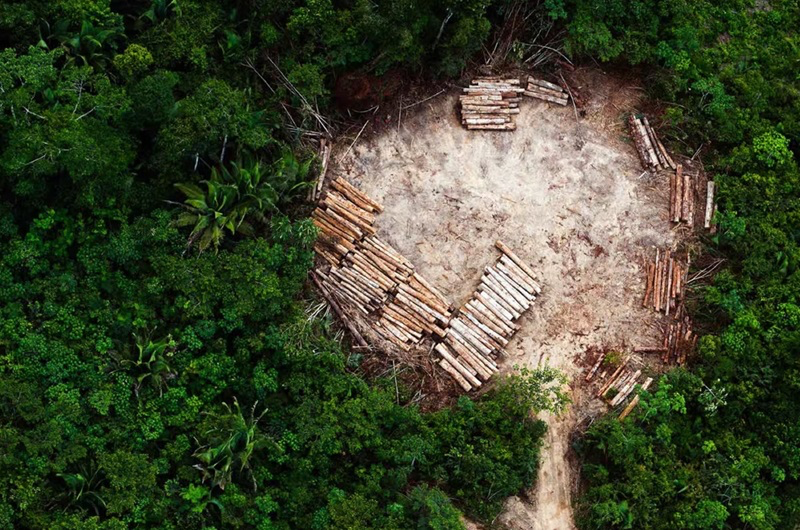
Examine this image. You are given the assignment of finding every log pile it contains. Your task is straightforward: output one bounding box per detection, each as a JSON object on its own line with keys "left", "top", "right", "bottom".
{"left": 629, "top": 115, "right": 676, "bottom": 172}
{"left": 668, "top": 164, "right": 698, "bottom": 226}
{"left": 642, "top": 248, "right": 688, "bottom": 316}
{"left": 523, "top": 76, "right": 568, "bottom": 106}
{"left": 585, "top": 351, "right": 654, "bottom": 411}
{"left": 597, "top": 362, "right": 642, "bottom": 407}
{"left": 662, "top": 304, "right": 696, "bottom": 365}
{"left": 375, "top": 272, "right": 452, "bottom": 350}
{"left": 312, "top": 177, "right": 383, "bottom": 264}
{"left": 313, "top": 180, "right": 545, "bottom": 392}
{"left": 459, "top": 77, "right": 523, "bottom": 131}
{"left": 437, "top": 241, "right": 542, "bottom": 391}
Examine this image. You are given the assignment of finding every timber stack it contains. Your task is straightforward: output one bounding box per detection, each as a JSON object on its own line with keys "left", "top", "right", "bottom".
{"left": 523, "top": 76, "right": 568, "bottom": 106}
{"left": 618, "top": 377, "right": 654, "bottom": 420}
{"left": 459, "top": 77, "right": 523, "bottom": 131}
{"left": 662, "top": 304, "right": 696, "bottom": 365}
{"left": 668, "top": 164, "right": 697, "bottom": 226}
{"left": 313, "top": 176, "right": 452, "bottom": 350}
{"left": 375, "top": 271, "right": 452, "bottom": 351}
{"left": 312, "top": 176, "right": 383, "bottom": 264}
{"left": 437, "top": 241, "right": 542, "bottom": 392}
{"left": 629, "top": 114, "right": 676, "bottom": 172}
{"left": 313, "top": 179, "right": 545, "bottom": 392}
{"left": 596, "top": 361, "right": 643, "bottom": 407}
{"left": 642, "top": 247, "right": 688, "bottom": 316}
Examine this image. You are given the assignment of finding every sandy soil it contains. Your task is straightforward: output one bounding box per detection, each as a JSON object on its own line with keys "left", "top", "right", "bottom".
{"left": 336, "top": 69, "right": 673, "bottom": 529}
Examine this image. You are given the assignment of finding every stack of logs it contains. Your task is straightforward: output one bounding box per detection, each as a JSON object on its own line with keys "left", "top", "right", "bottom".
{"left": 642, "top": 248, "right": 687, "bottom": 316}
{"left": 459, "top": 77, "right": 523, "bottom": 131}
{"left": 662, "top": 304, "right": 695, "bottom": 365}
{"left": 375, "top": 271, "right": 452, "bottom": 350}
{"left": 669, "top": 164, "right": 696, "bottom": 226}
{"left": 629, "top": 115, "right": 676, "bottom": 172}
{"left": 523, "top": 76, "right": 569, "bottom": 106}
{"left": 313, "top": 178, "right": 543, "bottom": 391}
{"left": 641, "top": 248, "right": 697, "bottom": 365}
{"left": 313, "top": 177, "right": 454, "bottom": 350}
{"left": 585, "top": 352, "right": 654, "bottom": 413}
{"left": 437, "top": 241, "right": 542, "bottom": 392}
{"left": 312, "top": 176, "right": 383, "bottom": 264}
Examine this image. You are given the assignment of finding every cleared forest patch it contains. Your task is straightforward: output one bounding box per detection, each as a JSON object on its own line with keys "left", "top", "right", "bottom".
{"left": 329, "top": 68, "right": 675, "bottom": 529}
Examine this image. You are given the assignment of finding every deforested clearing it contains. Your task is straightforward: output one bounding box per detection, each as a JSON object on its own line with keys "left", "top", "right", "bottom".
{"left": 339, "top": 70, "right": 672, "bottom": 528}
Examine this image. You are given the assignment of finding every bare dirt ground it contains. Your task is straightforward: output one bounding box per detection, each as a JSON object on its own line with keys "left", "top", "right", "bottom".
{"left": 336, "top": 69, "right": 674, "bottom": 529}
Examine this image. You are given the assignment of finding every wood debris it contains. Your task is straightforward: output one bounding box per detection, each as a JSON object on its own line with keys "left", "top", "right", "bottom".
{"left": 618, "top": 377, "right": 653, "bottom": 420}
{"left": 642, "top": 247, "right": 688, "bottom": 316}
{"left": 705, "top": 180, "right": 716, "bottom": 231}
{"left": 523, "top": 76, "right": 569, "bottom": 106}
{"left": 459, "top": 77, "right": 523, "bottom": 131}
{"left": 308, "top": 138, "right": 332, "bottom": 202}
{"left": 586, "top": 351, "right": 654, "bottom": 411}
{"left": 629, "top": 114, "right": 676, "bottom": 172}
{"left": 437, "top": 241, "right": 542, "bottom": 391}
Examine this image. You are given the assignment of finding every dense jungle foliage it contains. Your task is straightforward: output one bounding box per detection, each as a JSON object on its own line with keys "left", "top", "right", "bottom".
{"left": 0, "top": 1, "right": 572, "bottom": 528}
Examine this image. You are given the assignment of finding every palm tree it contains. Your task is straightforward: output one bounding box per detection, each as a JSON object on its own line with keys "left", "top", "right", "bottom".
{"left": 40, "top": 19, "right": 125, "bottom": 69}
{"left": 193, "top": 398, "right": 268, "bottom": 491}
{"left": 54, "top": 465, "right": 106, "bottom": 515}
{"left": 173, "top": 153, "right": 310, "bottom": 252}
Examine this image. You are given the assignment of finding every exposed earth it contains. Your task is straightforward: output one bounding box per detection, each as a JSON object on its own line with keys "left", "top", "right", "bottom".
{"left": 337, "top": 69, "right": 674, "bottom": 529}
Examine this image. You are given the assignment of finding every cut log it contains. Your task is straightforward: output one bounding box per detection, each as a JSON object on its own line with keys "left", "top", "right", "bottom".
{"left": 585, "top": 352, "right": 607, "bottom": 382}
{"left": 618, "top": 378, "right": 653, "bottom": 420}
{"left": 495, "top": 262, "right": 537, "bottom": 297}
{"left": 488, "top": 267, "right": 534, "bottom": 304}
{"left": 643, "top": 262, "right": 655, "bottom": 308}
{"left": 527, "top": 77, "right": 564, "bottom": 92}
{"left": 610, "top": 370, "right": 642, "bottom": 407}
{"left": 482, "top": 274, "right": 525, "bottom": 313}
{"left": 476, "top": 292, "right": 517, "bottom": 325}
{"left": 438, "top": 358, "right": 473, "bottom": 392}
{"left": 495, "top": 242, "right": 540, "bottom": 285}
{"left": 665, "top": 257, "right": 674, "bottom": 317}
{"left": 525, "top": 84, "right": 568, "bottom": 99}
{"left": 681, "top": 171, "right": 691, "bottom": 222}
{"left": 450, "top": 318, "right": 497, "bottom": 359}
{"left": 523, "top": 91, "right": 568, "bottom": 105}
{"left": 461, "top": 310, "right": 509, "bottom": 346}
{"left": 468, "top": 300, "right": 515, "bottom": 335}
{"left": 597, "top": 363, "right": 626, "bottom": 397}
{"left": 331, "top": 178, "right": 384, "bottom": 213}
{"left": 634, "top": 117, "right": 660, "bottom": 169}
{"left": 311, "top": 272, "right": 368, "bottom": 349}
{"left": 478, "top": 285, "right": 520, "bottom": 319}
{"left": 443, "top": 334, "right": 493, "bottom": 379}
{"left": 499, "top": 256, "right": 542, "bottom": 294}
{"left": 643, "top": 117, "right": 667, "bottom": 169}
{"left": 705, "top": 181, "right": 716, "bottom": 229}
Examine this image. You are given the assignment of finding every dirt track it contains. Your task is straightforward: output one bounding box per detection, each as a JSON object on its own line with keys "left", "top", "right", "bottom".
{"left": 337, "top": 69, "right": 672, "bottom": 529}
